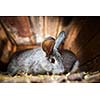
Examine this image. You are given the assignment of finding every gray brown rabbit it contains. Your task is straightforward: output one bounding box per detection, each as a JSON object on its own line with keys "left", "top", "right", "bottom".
{"left": 7, "top": 31, "right": 79, "bottom": 76}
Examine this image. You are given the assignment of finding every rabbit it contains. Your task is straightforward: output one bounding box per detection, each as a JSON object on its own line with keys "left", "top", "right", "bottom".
{"left": 7, "top": 31, "right": 79, "bottom": 76}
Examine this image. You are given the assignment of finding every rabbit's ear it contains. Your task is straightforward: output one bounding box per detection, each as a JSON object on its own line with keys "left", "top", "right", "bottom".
{"left": 42, "top": 37, "right": 55, "bottom": 57}
{"left": 54, "top": 31, "right": 66, "bottom": 51}
{"left": 58, "top": 42, "right": 64, "bottom": 53}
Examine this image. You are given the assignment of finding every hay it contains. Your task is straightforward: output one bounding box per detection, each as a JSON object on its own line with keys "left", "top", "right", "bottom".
{"left": 0, "top": 71, "right": 100, "bottom": 83}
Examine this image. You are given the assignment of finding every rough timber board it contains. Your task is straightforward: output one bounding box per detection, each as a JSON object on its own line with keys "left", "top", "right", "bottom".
{"left": 77, "top": 32, "right": 100, "bottom": 65}
{"left": 71, "top": 17, "right": 100, "bottom": 55}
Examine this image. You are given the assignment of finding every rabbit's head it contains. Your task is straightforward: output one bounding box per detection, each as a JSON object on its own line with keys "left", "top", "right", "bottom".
{"left": 41, "top": 31, "right": 66, "bottom": 74}
{"left": 40, "top": 51, "right": 65, "bottom": 74}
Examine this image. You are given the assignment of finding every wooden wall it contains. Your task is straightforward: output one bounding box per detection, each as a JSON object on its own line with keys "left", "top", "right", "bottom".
{"left": 0, "top": 16, "right": 100, "bottom": 72}
{"left": 66, "top": 17, "right": 100, "bottom": 72}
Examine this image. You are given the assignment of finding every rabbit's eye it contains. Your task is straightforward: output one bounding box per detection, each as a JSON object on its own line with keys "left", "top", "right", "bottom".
{"left": 50, "top": 58, "right": 55, "bottom": 63}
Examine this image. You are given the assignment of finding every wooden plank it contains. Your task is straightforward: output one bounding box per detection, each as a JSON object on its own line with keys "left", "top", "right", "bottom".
{"left": 77, "top": 32, "right": 100, "bottom": 65}
{"left": 71, "top": 17, "right": 100, "bottom": 54}
{"left": 30, "top": 16, "right": 45, "bottom": 42}
{"left": 16, "top": 16, "right": 32, "bottom": 37}
{"left": 64, "top": 17, "right": 85, "bottom": 50}
{"left": 80, "top": 55, "right": 100, "bottom": 72}
{"left": 30, "top": 16, "right": 40, "bottom": 34}
{"left": 0, "top": 17, "right": 32, "bottom": 37}
{"left": 0, "top": 24, "right": 16, "bottom": 63}
{"left": 47, "top": 16, "right": 60, "bottom": 38}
